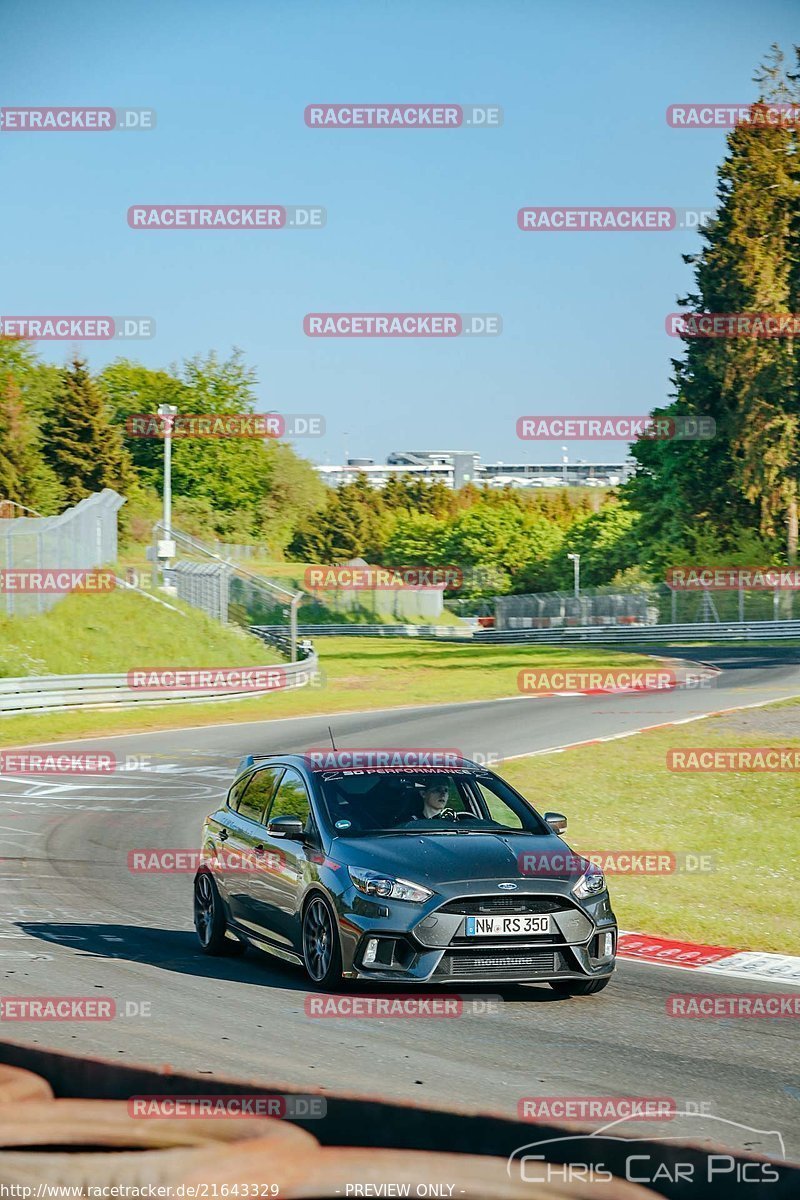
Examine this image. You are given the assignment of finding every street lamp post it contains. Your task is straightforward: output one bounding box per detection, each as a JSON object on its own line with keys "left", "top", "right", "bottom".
{"left": 157, "top": 403, "right": 178, "bottom": 587}
{"left": 561, "top": 445, "right": 568, "bottom": 485}
{"left": 567, "top": 552, "right": 581, "bottom": 600}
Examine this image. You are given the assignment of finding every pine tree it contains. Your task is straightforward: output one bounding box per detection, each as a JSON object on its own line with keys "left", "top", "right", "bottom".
{"left": 44, "top": 356, "right": 133, "bottom": 504}
{"left": 626, "top": 45, "right": 800, "bottom": 564}
{"left": 0, "top": 372, "right": 63, "bottom": 512}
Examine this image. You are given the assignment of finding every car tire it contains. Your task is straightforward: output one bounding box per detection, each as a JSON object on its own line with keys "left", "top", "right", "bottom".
{"left": 549, "top": 977, "right": 610, "bottom": 996}
{"left": 194, "top": 870, "right": 246, "bottom": 956}
{"left": 302, "top": 894, "right": 343, "bottom": 989}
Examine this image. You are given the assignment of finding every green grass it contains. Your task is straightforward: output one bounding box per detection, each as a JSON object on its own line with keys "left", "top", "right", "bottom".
{"left": 0, "top": 633, "right": 656, "bottom": 748}
{"left": 0, "top": 590, "right": 279, "bottom": 677}
{"left": 502, "top": 703, "right": 800, "bottom": 953}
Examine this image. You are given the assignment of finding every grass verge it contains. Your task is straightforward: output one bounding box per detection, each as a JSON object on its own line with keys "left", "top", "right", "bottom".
{"left": 501, "top": 700, "right": 800, "bottom": 953}
{"left": 0, "top": 591, "right": 279, "bottom": 677}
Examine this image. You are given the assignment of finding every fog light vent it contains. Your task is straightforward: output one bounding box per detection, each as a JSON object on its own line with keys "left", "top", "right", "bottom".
{"left": 363, "top": 938, "right": 379, "bottom": 965}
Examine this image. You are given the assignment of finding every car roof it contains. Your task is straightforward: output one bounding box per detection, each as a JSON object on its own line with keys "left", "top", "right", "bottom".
{"left": 234, "top": 752, "right": 486, "bottom": 778}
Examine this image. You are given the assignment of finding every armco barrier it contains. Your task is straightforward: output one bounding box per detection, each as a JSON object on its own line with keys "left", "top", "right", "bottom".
{"left": 471, "top": 619, "right": 800, "bottom": 644}
{"left": 0, "top": 654, "right": 319, "bottom": 715}
{"left": 252, "top": 619, "right": 800, "bottom": 644}
{"left": 252, "top": 622, "right": 472, "bottom": 639}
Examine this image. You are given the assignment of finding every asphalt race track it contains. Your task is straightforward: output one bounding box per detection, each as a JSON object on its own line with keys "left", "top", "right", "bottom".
{"left": 1, "top": 645, "right": 798, "bottom": 1159}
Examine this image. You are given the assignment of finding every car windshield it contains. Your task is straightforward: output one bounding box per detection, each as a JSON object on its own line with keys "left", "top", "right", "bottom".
{"left": 317, "top": 770, "right": 549, "bottom": 836}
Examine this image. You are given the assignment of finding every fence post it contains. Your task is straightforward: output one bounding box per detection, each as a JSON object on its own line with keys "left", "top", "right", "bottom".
{"left": 290, "top": 594, "right": 300, "bottom": 661}
{"left": 37, "top": 530, "right": 44, "bottom": 614}
{"left": 6, "top": 523, "right": 13, "bottom": 617}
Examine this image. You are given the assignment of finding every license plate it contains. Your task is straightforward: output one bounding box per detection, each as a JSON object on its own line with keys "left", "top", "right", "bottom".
{"left": 465, "top": 914, "right": 550, "bottom": 937}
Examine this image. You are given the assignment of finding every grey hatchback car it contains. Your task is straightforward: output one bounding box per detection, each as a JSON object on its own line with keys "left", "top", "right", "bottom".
{"left": 193, "top": 753, "right": 617, "bottom": 994}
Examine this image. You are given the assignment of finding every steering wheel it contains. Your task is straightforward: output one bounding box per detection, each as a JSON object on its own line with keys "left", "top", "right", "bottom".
{"left": 453, "top": 811, "right": 479, "bottom": 821}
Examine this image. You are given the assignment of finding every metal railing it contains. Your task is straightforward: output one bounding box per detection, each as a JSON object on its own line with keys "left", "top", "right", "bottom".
{"left": 471, "top": 620, "right": 800, "bottom": 644}
{"left": 0, "top": 653, "right": 320, "bottom": 714}
{"left": 251, "top": 627, "right": 316, "bottom": 659}
{"left": 153, "top": 524, "right": 303, "bottom": 658}
{"left": 252, "top": 623, "right": 471, "bottom": 639}
{"left": 251, "top": 619, "right": 800, "bottom": 645}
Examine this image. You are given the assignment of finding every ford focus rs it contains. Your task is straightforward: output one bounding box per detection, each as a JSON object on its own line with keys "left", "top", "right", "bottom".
{"left": 193, "top": 753, "right": 617, "bottom": 993}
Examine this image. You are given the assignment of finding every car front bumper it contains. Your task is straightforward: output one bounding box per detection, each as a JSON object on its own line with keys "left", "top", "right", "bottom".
{"left": 335, "top": 881, "right": 617, "bottom": 984}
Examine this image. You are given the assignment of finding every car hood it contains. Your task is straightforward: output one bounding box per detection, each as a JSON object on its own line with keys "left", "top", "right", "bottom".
{"left": 335, "top": 830, "right": 585, "bottom": 886}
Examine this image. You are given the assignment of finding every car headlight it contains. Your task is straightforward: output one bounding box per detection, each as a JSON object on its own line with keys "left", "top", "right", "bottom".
{"left": 348, "top": 867, "right": 433, "bottom": 903}
{"left": 572, "top": 862, "right": 606, "bottom": 900}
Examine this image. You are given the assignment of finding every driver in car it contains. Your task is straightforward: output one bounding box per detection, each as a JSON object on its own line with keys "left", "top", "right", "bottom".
{"left": 419, "top": 780, "right": 450, "bottom": 819}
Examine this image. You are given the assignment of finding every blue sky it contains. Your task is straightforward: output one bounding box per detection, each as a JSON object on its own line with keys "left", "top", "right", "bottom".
{"left": 2, "top": 0, "right": 797, "bottom": 466}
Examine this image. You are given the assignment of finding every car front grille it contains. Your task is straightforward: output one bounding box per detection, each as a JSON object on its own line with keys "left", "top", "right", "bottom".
{"left": 438, "top": 896, "right": 570, "bottom": 916}
{"left": 434, "top": 948, "right": 568, "bottom": 980}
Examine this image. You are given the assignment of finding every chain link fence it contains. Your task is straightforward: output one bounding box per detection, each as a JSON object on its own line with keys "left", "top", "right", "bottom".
{"left": 0, "top": 489, "right": 126, "bottom": 617}
{"left": 170, "top": 561, "right": 231, "bottom": 623}
{"left": 496, "top": 589, "right": 655, "bottom": 630}
{"left": 495, "top": 583, "right": 796, "bottom": 629}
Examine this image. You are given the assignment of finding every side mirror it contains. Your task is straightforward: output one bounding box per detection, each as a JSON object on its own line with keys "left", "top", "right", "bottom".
{"left": 267, "top": 815, "right": 305, "bottom": 840}
{"left": 544, "top": 811, "right": 567, "bottom": 835}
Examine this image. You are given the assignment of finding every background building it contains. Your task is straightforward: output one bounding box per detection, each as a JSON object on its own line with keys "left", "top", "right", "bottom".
{"left": 316, "top": 450, "right": 632, "bottom": 489}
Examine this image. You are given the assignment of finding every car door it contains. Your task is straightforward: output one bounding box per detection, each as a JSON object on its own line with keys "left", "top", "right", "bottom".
{"left": 222, "top": 766, "right": 284, "bottom": 929}
{"left": 255, "top": 766, "right": 316, "bottom": 953}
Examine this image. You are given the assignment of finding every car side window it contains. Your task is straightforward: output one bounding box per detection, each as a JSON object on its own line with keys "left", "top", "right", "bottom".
{"left": 227, "top": 777, "right": 249, "bottom": 811}
{"left": 236, "top": 767, "right": 284, "bottom": 825}
{"left": 266, "top": 767, "right": 312, "bottom": 832}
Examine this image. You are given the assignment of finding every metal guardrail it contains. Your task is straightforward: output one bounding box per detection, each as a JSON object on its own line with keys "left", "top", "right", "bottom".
{"left": 251, "top": 627, "right": 316, "bottom": 659}
{"left": 252, "top": 623, "right": 472, "bottom": 639}
{"left": 0, "top": 654, "right": 320, "bottom": 715}
{"left": 253, "top": 619, "right": 800, "bottom": 645}
{"left": 471, "top": 619, "right": 800, "bottom": 644}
